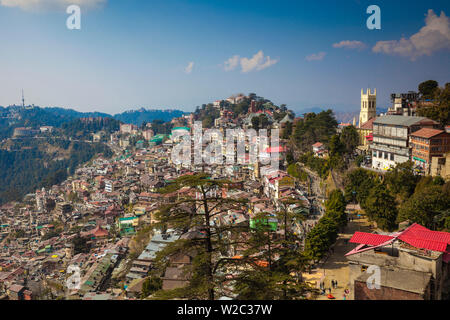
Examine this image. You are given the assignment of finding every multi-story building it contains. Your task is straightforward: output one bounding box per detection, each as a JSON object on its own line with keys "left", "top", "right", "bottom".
{"left": 142, "top": 129, "right": 154, "bottom": 140}
{"left": 357, "top": 118, "right": 375, "bottom": 150}
{"left": 371, "top": 115, "right": 439, "bottom": 171}
{"left": 120, "top": 123, "right": 138, "bottom": 135}
{"left": 431, "top": 152, "right": 450, "bottom": 180}
{"left": 388, "top": 92, "right": 420, "bottom": 116}
{"left": 56, "top": 202, "right": 72, "bottom": 215}
{"left": 104, "top": 180, "right": 114, "bottom": 193}
{"left": 35, "top": 188, "right": 47, "bottom": 212}
{"left": 410, "top": 128, "right": 450, "bottom": 173}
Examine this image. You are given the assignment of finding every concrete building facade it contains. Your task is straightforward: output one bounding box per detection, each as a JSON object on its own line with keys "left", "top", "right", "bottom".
{"left": 410, "top": 128, "right": 450, "bottom": 173}
{"left": 371, "top": 115, "right": 439, "bottom": 171}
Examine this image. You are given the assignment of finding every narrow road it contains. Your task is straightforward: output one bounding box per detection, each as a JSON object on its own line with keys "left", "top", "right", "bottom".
{"left": 315, "top": 213, "right": 374, "bottom": 300}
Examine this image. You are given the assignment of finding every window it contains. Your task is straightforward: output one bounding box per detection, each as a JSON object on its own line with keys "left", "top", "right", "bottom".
{"left": 384, "top": 152, "right": 388, "bottom": 159}
{"left": 361, "top": 265, "right": 368, "bottom": 273}
{"left": 390, "top": 153, "right": 394, "bottom": 161}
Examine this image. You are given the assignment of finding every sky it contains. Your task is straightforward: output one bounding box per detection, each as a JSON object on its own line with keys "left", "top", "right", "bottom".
{"left": 0, "top": 0, "right": 449, "bottom": 115}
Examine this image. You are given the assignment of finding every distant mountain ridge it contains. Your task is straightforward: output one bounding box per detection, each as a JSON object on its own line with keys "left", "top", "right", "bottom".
{"left": 0, "top": 105, "right": 187, "bottom": 124}
{"left": 113, "top": 108, "right": 187, "bottom": 125}
{"left": 44, "top": 107, "right": 111, "bottom": 119}
{"left": 292, "top": 106, "right": 389, "bottom": 124}
{"left": 45, "top": 106, "right": 187, "bottom": 126}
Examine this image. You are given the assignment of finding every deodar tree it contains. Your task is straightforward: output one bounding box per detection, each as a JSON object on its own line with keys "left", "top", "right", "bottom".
{"left": 152, "top": 173, "right": 247, "bottom": 300}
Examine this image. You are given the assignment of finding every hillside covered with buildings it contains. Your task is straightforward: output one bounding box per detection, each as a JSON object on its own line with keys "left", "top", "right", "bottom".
{"left": 0, "top": 85, "right": 449, "bottom": 301}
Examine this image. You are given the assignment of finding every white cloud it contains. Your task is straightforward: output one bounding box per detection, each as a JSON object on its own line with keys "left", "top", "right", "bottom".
{"left": 332, "top": 40, "right": 366, "bottom": 50}
{"left": 224, "top": 55, "right": 240, "bottom": 71}
{"left": 305, "top": 52, "right": 326, "bottom": 61}
{"left": 372, "top": 9, "right": 450, "bottom": 60}
{"left": 184, "top": 61, "right": 194, "bottom": 74}
{"left": 0, "top": 0, "right": 107, "bottom": 11}
{"left": 240, "top": 50, "right": 278, "bottom": 72}
{"left": 223, "top": 51, "right": 278, "bottom": 73}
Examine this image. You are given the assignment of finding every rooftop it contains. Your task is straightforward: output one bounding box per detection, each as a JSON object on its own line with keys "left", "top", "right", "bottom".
{"left": 374, "top": 115, "right": 434, "bottom": 127}
{"left": 359, "top": 117, "right": 376, "bottom": 130}
{"left": 355, "top": 267, "right": 431, "bottom": 295}
{"left": 346, "top": 223, "right": 450, "bottom": 258}
{"left": 411, "top": 128, "right": 445, "bottom": 139}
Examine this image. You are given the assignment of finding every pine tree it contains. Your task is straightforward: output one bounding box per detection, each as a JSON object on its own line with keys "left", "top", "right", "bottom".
{"left": 364, "top": 183, "right": 398, "bottom": 231}
{"left": 231, "top": 202, "right": 316, "bottom": 300}
{"left": 152, "top": 173, "right": 247, "bottom": 300}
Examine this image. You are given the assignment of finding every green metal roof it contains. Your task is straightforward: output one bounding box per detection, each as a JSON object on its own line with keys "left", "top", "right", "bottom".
{"left": 119, "top": 216, "right": 138, "bottom": 221}
{"left": 172, "top": 127, "right": 190, "bottom": 132}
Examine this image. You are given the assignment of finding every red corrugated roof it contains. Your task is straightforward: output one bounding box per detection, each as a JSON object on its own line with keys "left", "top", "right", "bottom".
{"left": 402, "top": 226, "right": 450, "bottom": 244}
{"left": 411, "top": 128, "right": 445, "bottom": 139}
{"left": 397, "top": 224, "right": 450, "bottom": 252}
{"left": 349, "top": 232, "right": 393, "bottom": 246}
{"left": 398, "top": 236, "right": 448, "bottom": 252}
{"left": 348, "top": 223, "right": 450, "bottom": 256}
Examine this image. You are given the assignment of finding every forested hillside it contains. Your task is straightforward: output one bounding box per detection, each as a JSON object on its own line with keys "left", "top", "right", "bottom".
{"left": 113, "top": 108, "right": 186, "bottom": 126}
{"left": 0, "top": 139, "right": 112, "bottom": 204}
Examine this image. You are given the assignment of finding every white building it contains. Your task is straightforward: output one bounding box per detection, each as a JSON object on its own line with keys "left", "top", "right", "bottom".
{"left": 371, "top": 115, "right": 439, "bottom": 171}
{"left": 104, "top": 180, "right": 114, "bottom": 193}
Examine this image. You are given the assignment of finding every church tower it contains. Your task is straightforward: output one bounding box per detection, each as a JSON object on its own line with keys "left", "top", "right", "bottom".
{"left": 359, "top": 88, "right": 376, "bottom": 127}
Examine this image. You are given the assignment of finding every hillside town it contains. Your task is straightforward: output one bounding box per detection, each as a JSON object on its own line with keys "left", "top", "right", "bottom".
{"left": 0, "top": 87, "right": 449, "bottom": 301}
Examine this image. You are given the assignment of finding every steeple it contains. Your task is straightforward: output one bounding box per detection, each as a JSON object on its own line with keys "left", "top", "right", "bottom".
{"left": 359, "top": 88, "right": 377, "bottom": 128}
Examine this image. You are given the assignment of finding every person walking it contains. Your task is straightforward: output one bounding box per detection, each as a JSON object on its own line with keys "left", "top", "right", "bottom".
{"left": 335, "top": 280, "right": 338, "bottom": 288}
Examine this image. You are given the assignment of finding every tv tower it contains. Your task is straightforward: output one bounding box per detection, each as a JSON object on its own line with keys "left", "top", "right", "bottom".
{"left": 22, "top": 89, "right": 25, "bottom": 107}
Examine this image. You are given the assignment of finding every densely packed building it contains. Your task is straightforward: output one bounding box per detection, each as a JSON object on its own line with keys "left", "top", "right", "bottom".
{"left": 0, "top": 97, "right": 312, "bottom": 300}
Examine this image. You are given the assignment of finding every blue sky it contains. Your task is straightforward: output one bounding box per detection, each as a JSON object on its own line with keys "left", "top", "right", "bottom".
{"left": 0, "top": 0, "right": 449, "bottom": 115}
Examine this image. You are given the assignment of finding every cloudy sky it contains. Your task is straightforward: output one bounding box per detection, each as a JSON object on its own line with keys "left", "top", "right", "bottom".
{"left": 0, "top": 0, "right": 449, "bottom": 114}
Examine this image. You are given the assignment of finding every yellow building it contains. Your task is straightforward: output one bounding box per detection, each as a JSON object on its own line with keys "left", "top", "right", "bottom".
{"left": 357, "top": 117, "right": 376, "bottom": 150}
{"left": 359, "top": 88, "right": 377, "bottom": 127}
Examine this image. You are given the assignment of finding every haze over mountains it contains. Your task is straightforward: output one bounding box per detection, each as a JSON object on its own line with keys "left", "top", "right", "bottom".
{"left": 0, "top": 103, "right": 379, "bottom": 128}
